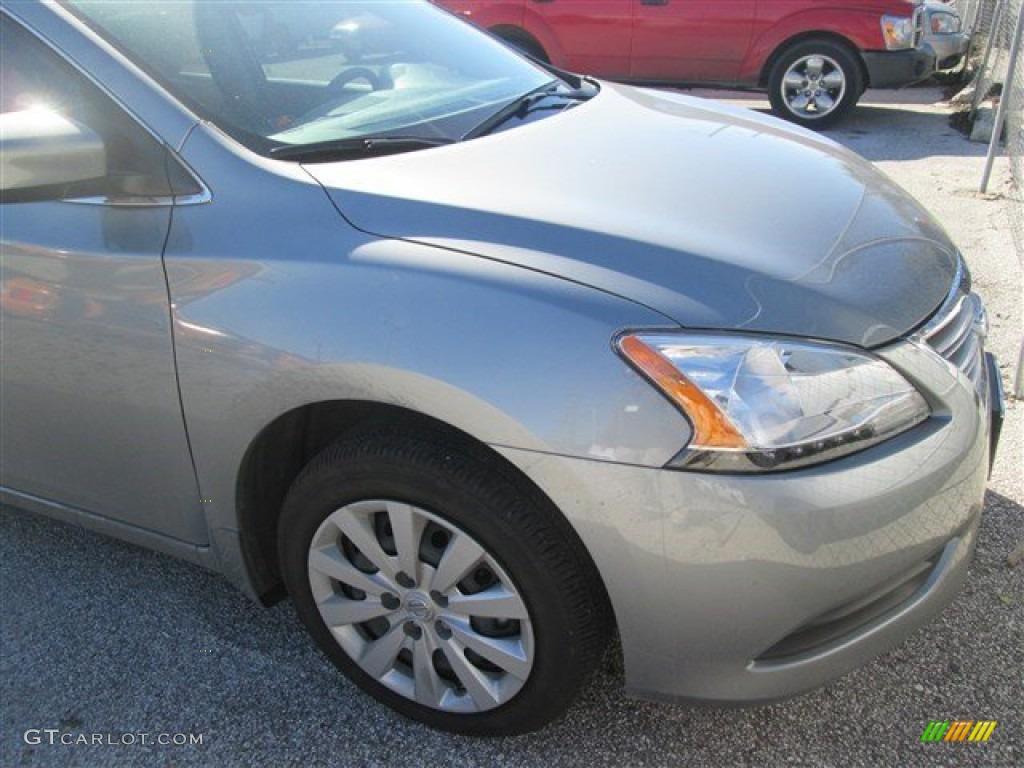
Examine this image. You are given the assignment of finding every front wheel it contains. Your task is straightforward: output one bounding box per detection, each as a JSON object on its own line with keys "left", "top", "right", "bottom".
{"left": 768, "top": 40, "right": 864, "bottom": 129}
{"left": 278, "top": 427, "right": 612, "bottom": 735}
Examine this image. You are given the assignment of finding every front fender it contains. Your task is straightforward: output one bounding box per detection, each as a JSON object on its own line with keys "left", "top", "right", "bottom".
{"left": 436, "top": 1, "right": 525, "bottom": 30}
{"left": 169, "top": 123, "right": 691, "bottom": 593}
{"left": 518, "top": 9, "right": 571, "bottom": 67}
{"left": 741, "top": 9, "right": 883, "bottom": 83}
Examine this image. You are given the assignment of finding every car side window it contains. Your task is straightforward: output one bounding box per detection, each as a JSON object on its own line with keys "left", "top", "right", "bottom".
{"left": 1, "top": 15, "right": 179, "bottom": 201}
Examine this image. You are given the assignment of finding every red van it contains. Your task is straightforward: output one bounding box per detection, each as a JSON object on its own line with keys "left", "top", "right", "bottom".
{"left": 435, "top": 1, "right": 937, "bottom": 127}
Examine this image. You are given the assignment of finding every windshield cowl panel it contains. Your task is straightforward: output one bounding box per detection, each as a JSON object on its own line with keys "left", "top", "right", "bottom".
{"left": 62, "top": 0, "right": 556, "bottom": 157}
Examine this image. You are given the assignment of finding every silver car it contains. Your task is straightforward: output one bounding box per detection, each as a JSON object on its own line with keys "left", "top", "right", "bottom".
{"left": 0, "top": 0, "right": 1003, "bottom": 736}
{"left": 923, "top": 0, "right": 971, "bottom": 74}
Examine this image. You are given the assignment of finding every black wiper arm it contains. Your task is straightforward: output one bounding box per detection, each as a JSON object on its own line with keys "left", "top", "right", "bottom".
{"left": 271, "top": 136, "right": 454, "bottom": 162}
{"left": 461, "top": 81, "right": 594, "bottom": 141}
{"left": 494, "top": 30, "right": 586, "bottom": 90}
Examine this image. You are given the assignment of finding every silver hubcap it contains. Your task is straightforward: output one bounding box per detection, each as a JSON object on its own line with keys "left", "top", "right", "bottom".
{"left": 307, "top": 500, "right": 534, "bottom": 713}
{"left": 780, "top": 54, "right": 846, "bottom": 119}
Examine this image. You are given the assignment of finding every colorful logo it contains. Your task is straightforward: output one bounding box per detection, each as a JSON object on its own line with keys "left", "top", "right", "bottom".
{"left": 920, "top": 720, "right": 997, "bottom": 742}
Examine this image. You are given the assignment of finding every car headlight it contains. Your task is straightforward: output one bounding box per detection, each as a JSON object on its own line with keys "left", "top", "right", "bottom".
{"left": 881, "top": 15, "right": 916, "bottom": 49}
{"left": 617, "top": 333, "right": 930, "bottom": 472}
{"left": 930, "top": 11, "right": 961, "bottom": 35}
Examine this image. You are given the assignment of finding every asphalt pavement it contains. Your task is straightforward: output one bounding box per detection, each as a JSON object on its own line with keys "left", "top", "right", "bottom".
{"left": 2, "top": 87, "right": 1021, "bottom": 767}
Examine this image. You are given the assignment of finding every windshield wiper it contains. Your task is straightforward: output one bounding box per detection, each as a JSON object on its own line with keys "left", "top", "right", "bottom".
{"left": 461, "top": 80, "right": 596, "bottom": 141}
{"left": 270, "top": 81, "right": 596, "bottom": 160}
{"left": 511, "top": 46, "right": 588, "bottom": 91}
{"left": 270, "top": 136, "right": 454, "bottom": 162}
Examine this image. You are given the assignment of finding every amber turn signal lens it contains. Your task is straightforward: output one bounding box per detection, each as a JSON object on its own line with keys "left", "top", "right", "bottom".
{"left": 618, "top": 336, "right": 747, "bottom": 450}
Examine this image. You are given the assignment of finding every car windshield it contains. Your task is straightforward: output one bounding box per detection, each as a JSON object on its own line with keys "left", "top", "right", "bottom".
{"left": 63, "top": 0, "right": 556, "bottom": 157}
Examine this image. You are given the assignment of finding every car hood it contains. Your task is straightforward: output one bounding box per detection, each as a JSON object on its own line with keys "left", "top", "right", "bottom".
{"left": 307, "top": 83, "right": 957, "bottom": 347}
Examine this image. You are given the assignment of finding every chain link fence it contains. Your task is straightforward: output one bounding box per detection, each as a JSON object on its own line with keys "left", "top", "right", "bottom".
{"left": 952, "top": 0, "right": 1022, "bottom": 394}
{"left": 958, "top": 0, "right": 1023, "bottom": 259}
{"left": 958, "top": 0, "right": 996, "bottom": 37}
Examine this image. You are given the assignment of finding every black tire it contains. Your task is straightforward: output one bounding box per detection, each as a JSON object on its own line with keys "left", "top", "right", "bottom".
{"left": 768, "top": 39, "right": 864, "bottom": 129}
{"left": 933, "top": 68, "right": 967, "bottom": 86}
{"left": 278, "top": 425, "right": 611, "bottom": 735}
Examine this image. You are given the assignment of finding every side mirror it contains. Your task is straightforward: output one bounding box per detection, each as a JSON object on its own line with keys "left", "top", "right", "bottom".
{"left": 0, "top": 109, "right": 106, "bottom": 194}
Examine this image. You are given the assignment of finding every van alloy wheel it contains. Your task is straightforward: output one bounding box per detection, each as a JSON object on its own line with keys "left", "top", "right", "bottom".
{"left": 768, "top": 39, "right": 864, "bottom": 128}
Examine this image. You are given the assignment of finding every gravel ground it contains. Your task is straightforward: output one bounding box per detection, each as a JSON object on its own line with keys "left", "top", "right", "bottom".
{"left": 2, "top": 86, "right": 1021, "bottom": 767}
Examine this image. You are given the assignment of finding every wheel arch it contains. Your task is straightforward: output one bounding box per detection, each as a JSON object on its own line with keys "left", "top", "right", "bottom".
{"left": 488, "top": 24, "right": 550, "bottom": 62}
{"left": 235, "top": 399, "right": 615, "bottom": 632}
{"left": 759, "top": 32, "right": 868, "bottom": 89}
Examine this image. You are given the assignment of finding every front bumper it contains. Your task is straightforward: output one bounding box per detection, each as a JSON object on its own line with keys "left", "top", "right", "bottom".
{"left": 987, "top": 352, "right": 1005, "bottom": 469}
{"left": 496, "top": 337, "right": 996, "bottom": 703}
{"left": 862, "top": 48, "right": 937, "bottom": 87}
{"left": 926, "top": 31, "right": 970, "bottom": 71}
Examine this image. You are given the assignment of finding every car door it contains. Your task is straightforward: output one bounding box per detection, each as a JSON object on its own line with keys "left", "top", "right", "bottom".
{"left": 630, "top": 0, "right": 756, "bottom": 82}
{"left": 525, "top": 0, "right": 633, "bottom": 75}
{"left": 0, "top": 15, "right": 207, "bottom": 544}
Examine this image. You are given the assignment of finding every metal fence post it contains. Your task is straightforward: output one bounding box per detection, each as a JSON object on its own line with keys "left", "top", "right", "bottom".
{"left": 980, "top": 0, "right": 1024, "bottom": 192}
{"left": 965, "top": 0, "right": 985, "bottom": 36}
{"left": 972, "top": 0, "right": 1007, "bottom": 116}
